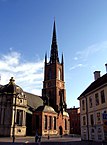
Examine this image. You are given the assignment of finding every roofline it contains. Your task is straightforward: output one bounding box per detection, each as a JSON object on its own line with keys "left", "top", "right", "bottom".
{"left": 78, "top": 82, "right": 107, "bottom": 100}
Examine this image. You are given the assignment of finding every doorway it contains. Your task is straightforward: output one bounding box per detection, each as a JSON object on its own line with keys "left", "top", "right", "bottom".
{"left": 59, "top": 126, "right": 63, "bottom": 136}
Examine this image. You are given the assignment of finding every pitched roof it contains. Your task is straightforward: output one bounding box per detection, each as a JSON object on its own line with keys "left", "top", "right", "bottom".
{"left": 25, "top": 92, "right": 43, "bottom": 110}
{"left": 78, "top": 73, "right": 107, "bottom": 99}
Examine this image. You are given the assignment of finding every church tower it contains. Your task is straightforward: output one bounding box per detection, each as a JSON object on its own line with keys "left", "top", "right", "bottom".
{"left": 42, "top": 21, "right": 67, "bottom": 113}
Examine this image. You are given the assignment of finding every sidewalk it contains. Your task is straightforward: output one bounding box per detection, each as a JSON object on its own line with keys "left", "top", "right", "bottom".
{"left": 0, "top": 136, "right": 106, "bottom": 145}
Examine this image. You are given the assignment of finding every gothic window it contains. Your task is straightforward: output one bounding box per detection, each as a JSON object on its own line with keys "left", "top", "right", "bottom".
{"left": 58, "top": 69, "right": 61, "bottom": 80}
{"left": 90, "top": 114, "right": 94, "bottom": 126}
{"left": 16, "top": 110, "right": 23, "bottom": 126}
{"left": 53, "top": 116, "right": 56, "bottom": 130}
{"left": 65, "top": 119, "right": 67, "bottom": 130}
{"left": 49, "top": 116, "right": 52, "bottom": 130}
{"left": 95, "top": 93, "right": 99, "bottom": 106}
{"left": 89, "top": 96, "right": 93, "bottom": 108}
{"left": 101, "top": 90, "right": 105, "bottom": 104}
{"left": 82, "top": 100, "right": 85, "bottom": 110}
{"left": 44, "top": 115, "right": 47, "bottom": 130}
{"left": 83, "top": 116, "right": 86, "bottom": 125}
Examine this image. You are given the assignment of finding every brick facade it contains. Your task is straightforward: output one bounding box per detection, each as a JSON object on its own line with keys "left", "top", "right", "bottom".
{"left": 33, "top": 21, "right": 70, "bottom": 136}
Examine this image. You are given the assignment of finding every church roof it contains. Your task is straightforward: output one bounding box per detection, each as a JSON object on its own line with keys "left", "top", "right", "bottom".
{"left": 25, "top": 92, "right": 43, "bottom": 110}
{"left": 36, "top": 105, "right": 57, "bottom": 113}
{"left": 78, "top": 73, "right": 107, "bottom": 99}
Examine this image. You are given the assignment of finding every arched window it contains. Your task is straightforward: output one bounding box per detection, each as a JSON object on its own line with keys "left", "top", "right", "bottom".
{"left": 65, "top": 119, "right": 67, "bottom": 130}
{"left": 53, "top": 117, "right": 56, "bottom": 130}
{"left": 44, "top": 115, "right": 47, "bottom": 130}
{"left": 49, "top": 116, "right": 52, "bottom": 130}
{"left": 58, "top": 69, "right": 61, "bottom": 80}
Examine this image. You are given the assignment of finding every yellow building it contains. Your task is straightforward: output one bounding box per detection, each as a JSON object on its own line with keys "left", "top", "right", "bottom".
{"left": 78, "top": 68, "right": 107, "bottom": 141}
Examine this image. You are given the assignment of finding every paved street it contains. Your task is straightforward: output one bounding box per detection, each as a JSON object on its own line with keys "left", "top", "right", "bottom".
{"left": 0, "top": 136, "right": 106, "bottom": 145}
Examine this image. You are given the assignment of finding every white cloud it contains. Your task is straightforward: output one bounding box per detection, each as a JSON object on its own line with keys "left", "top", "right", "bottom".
{"left": 0, "top": 50, "right": 44, "bottom": 96}
{"left": 75, "top": 40, "right": 107, "bottom": 60}
{"left": 70, "top": 63, "right": 85, "bottom": 70}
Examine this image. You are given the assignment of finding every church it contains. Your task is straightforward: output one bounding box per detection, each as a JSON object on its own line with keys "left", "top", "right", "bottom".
{"left": 0, "top": 21, "right": 70, "bottom": 137}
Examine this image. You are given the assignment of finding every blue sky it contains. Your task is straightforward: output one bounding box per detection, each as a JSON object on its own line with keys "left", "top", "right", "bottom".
{"left": 0, "top": 0, "right": 107, "bottom": 108}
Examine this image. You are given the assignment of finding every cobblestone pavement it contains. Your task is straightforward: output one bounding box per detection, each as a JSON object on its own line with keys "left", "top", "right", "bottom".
{"left": 0, "top": 136, "right": 106, "bottom": 145}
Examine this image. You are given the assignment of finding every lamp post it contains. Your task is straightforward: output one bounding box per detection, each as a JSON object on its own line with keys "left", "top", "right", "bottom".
{"left": 12, "top": 94, "right": 17, "bottom": 143}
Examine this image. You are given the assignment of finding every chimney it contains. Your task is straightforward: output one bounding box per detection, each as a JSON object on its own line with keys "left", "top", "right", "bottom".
{"left": 94, "top": 71, "right": 100, "bottom": 81}
{"left": 105, "top": 64, "right": 107, "bottom": 73}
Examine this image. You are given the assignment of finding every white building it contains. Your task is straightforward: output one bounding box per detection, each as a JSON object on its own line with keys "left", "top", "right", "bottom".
{"left": 78, "top": 66, "right": 107, "bottom": 142}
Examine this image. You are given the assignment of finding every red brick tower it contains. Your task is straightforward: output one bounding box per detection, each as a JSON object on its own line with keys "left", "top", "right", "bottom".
{"left": 42, "top": 21, "right": 67, "bottom": 113}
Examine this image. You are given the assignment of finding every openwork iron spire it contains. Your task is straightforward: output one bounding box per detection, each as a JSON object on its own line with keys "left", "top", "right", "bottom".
{"left": 50, "top": 20, "right": 59, "bottom": 63}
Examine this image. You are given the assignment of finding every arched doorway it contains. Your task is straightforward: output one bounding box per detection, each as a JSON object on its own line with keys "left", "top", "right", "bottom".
{"left": 59, "top": 126, "right": 63, "bottom": 136}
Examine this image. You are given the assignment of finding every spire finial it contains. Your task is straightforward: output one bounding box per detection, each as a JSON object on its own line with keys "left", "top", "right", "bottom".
{"left": 52, "top": 19, "right": 57, "bottom": 45}
{"left": 9, "top": 77, "right": 15, "bottom": 84}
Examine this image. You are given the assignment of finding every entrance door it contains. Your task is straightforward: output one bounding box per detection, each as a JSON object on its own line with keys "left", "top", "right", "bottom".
{"left": 59, "top": 126, "right": 63, "bottom": 136}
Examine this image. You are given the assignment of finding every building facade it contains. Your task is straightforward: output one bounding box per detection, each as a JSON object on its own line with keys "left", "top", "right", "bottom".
{"left": 0, "top": 77, "right": 43, "bottom": 137}
{"left": 67, "top": 107, "right": 80, "bottom": 135}
{"left": 0, "top": 77, "right": 27, "bottom": 136}
{"left": 78, "top": 69, "right": 107, "bottom": 141}
{"left": 32, "top": 21, "right": 70, "bottom": 136}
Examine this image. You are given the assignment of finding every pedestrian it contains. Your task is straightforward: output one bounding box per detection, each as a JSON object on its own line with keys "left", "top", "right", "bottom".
{"left": 35, "top": 129, "right": 38, "bottom": 142}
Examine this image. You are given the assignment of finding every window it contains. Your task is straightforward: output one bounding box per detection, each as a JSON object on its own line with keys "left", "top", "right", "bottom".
{"left": 65, "top": 119, "right": 67, "bottom": 130}
{"left": 90, "top": 114, "right": 94, "bottom": 126}
{"left": 95, "top": 93, "right": 99, "bottom": 106}
{"left": 44, "top": 115, "right": 47, "bottom": 130}
{"left": 82, "top": 100, "right": 85, "bottom": 110}
{"left": 89, "top": 96, "right": 93, "bottom": 108}
{"left": 49, "top": 116, "right": 52, "bottom": 130}
{"left": 91, "top": 128, "right": 94, "bottom": 133}
{"left": 58, "top": 69, "right": 61, "bottom": 80}
{"left": 16, "top": 110, "right": 23, "bottom": 126}
{"left": 83, "top": 116, "right": 86, "bottom": 125}
{"left": 101, "top": 90, "right": 105, "bottom": 104}
{"left": 53, "top": 117, "right": 56, "bottom": 130}
{"left": 97, "top": 112, "right": 100, "bottom": 122}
